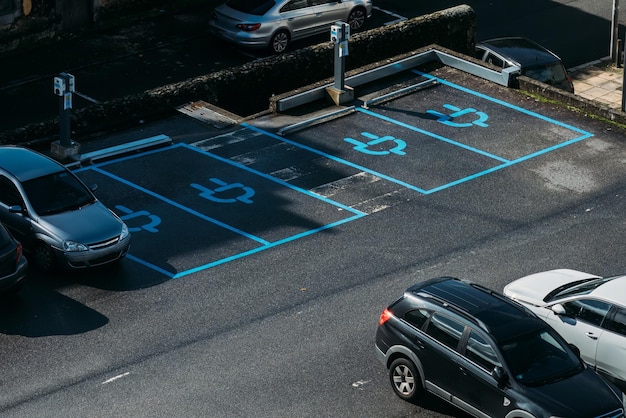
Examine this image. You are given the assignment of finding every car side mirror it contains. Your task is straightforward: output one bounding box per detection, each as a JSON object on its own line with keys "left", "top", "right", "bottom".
{"left": 492, "top": 366, "right": 509, "bottom": 387}
{"left": 551, "top": 303, "right": 567, "bottom": 316}
{"left": 568, "top": 343, "right": 581, "bottom": 359}
{"left": 8, "top": 205, "right": 24, "bottom": 214}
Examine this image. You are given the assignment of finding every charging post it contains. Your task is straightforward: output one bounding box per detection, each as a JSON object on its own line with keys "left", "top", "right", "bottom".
{"left": 51, "top": 72, "right": 80, "bottom": 160}
{"left": 326, "top": 21, "right": 354, "bottom": 105}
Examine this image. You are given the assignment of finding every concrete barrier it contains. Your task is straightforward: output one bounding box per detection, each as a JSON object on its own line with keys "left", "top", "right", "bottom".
{"left": 0, "top": 4, "right": 476, "bottom": 146}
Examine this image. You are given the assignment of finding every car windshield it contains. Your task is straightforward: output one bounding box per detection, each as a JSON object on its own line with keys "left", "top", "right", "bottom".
{"left": 22, "top": 171, "right": 95, "bottom": 216}
{"left": 226, "top": 0, "right": 275, "bottom": 15}
{"left": 523, "top": 63, "right": 568, "bottom": 85}
{"left": 546, "top": 276, "right": 617, "bottom": 302}
{"left": 499, "top": 328, "right": 582, "bottom": 386}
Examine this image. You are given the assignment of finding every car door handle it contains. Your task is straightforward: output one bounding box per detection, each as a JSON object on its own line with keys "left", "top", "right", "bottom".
{"left": 585, "top": 332, "right": 598, "bottom": 340}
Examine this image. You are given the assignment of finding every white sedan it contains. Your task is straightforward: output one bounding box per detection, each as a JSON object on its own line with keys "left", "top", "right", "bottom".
{"left": 503, "top": 269, "right": 626, "bottom": 394}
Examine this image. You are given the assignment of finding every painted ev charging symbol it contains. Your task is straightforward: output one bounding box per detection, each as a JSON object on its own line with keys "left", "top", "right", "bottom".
{"left": 191, "top": 178, "right": 255, "bottom": 204}
{"left": 427, "top": 104, "right": 489, "bottom": 127}
{"left": 116, "top": 205, "right": 161, "bottom": 233}
{"left": 344, "top": 132, "right": 407, "bottom": 155}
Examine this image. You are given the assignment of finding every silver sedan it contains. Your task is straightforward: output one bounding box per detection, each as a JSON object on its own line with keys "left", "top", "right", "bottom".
{"left": 209, "top": 0, "right": 373, "bottom": 54}
{"left": 0, "top": 146, "right": 131, "bottom": 272}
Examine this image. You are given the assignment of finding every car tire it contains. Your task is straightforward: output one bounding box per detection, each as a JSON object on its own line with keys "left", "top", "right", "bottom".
{"left": 269, "top": 30, "right": 289, "bottom": 54}
{"left": 33, "top": 242, "right": 56, "bottom": 273}
{"left": 389, "top": 358, "right": 423, "bottom": 402}
{"left": 347, "top": 7, "right": 366, "bottom": 31}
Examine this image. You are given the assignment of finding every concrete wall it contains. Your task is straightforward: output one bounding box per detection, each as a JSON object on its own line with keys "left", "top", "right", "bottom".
{"left": 0, "top": 4, "right": 477, "bottom": 146}
{"left": 518, "top": 76, "right": 626, "bottom": 126}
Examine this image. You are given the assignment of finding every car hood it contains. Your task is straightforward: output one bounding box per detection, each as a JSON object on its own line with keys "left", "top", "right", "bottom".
{"left": 522, "top": 368, "right": 623, "bottom": 417}
{"left": 503, "top": 269, "right": 598, "bottom": 306}
{"left": 38, "top": 202, "right": 123, "bottom": 245}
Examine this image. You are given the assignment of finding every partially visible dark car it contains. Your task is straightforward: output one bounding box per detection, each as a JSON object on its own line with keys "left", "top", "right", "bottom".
{"left": 476, "top": 37, "right": 575, "bottom": 93}
{"left": 0, "top": 222, "right": 28, "bottom": 295}
{"left": 375, "top": 277, "right": 625, "bottom": 418}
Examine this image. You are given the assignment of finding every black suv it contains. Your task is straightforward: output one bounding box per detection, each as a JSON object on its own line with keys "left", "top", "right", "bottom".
{"left": 375, "top": 277, "right": 625, "bottom": 418}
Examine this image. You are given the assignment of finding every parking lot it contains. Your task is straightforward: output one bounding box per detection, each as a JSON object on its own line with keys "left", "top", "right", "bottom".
{"left": 1, "top": 60, "right": 624, "bottom": 417}
{"left": 74, "top": 66, "right": 595, "bottom": 279}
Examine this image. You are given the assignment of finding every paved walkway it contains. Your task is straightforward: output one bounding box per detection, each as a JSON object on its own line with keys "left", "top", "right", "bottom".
{"left": 569, "top": 58, "right": 625, "bottom": 111}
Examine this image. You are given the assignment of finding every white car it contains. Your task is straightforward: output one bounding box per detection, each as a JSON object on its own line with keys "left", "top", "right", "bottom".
{"left": 503, "top": 269, "right": 626, "bottom": 394}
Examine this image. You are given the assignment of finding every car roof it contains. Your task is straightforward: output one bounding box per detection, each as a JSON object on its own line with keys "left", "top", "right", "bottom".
{"left": 477, "top": 37, "right": 562, "bottom": 68}
{"left": 0, "top": 146, "right": 64, "bottom": 182}
{"left": 407, "top": 277, "right": 546, "bottom": 342}
{"left": 590, "top": 275, "right": 626, "bottom": 306}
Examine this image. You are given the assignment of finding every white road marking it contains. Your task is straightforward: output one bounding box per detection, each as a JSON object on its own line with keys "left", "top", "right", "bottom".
{"left": 102, "top": 372, "right": 130, "bottom": 385}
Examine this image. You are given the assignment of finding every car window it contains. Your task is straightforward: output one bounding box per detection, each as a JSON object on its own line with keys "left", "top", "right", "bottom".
{"left": 280, "top": 0, "right": 310, "bottom": 12}
{"left": 523, "top": 63, "right": 568, "bottom": 85}
{"left": 603, "top": 307, "right": 626, "bottom": 337}
{"left": 22, "top": 171, "right": 95, "bottom": 215}
{"left": 484, "top": 52, "right": 505, "bottom": 68}
{"left": 424, "top": 313, "right": 464, "bottom": 350}
{"left": 226, "top": 0, "right": 275, "bottom": 15}
{"left": 0, "top": 176, "right": 23, "bottom": 207}
{"left": 499, "top": 328, "right": 582, "bottom": 386}
{"left": 547, "top": 277, "right": 614, "bottom": 301}
{"left": 561, "top": 298, "right": 610, "bottom": 326}
{"left": 310, "top": 0, "right": 332, "bottom": 5}
{"left": 465, "top": 330, "right": 501, "bottom": 371}
{"left": 404, "top": 308, "right": 431, "bottom": 329}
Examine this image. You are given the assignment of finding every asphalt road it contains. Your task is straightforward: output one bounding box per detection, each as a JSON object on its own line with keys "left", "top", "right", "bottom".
{"left": 0, "top": 63, "right": 624, "bottom": 417}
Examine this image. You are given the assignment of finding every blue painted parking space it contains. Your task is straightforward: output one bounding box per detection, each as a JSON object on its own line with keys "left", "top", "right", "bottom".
{"left": 75, "top": 143, "right": 365, "bottom": 278}
{"left": 245, "top": 70, "right": 594, "bottom": 195}
{"left": 71, "top": 70, "right": 596, "bottom": 278}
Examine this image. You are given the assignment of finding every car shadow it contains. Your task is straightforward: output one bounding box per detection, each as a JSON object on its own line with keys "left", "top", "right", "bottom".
{"left": 0, "top": 284, "right": 108, "bottom": 337}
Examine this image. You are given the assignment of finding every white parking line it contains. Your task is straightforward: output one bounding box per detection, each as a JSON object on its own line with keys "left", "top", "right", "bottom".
{"left": 373, "top": 6, "right": 408, "bottom": 25}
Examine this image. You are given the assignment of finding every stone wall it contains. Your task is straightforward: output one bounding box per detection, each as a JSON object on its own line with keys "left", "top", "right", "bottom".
{"left": 0, "top": 4, "right": 476, "bottom": 145}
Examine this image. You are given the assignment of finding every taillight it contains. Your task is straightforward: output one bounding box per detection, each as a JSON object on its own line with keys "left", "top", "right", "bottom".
{"left": 15, "top": 242, "right": 22, "bottom": 265}
{"left": 378, "top": 308, "right": 393, "bottom": 326}
{"left": 236, "top": 23, "right": 261, "bottom": 32}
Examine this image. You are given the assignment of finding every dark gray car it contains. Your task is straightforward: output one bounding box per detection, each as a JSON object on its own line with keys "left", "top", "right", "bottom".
{"left": 476, "top": 37, "right": 575, "bottom": 93}
{"left": 0, "top": 146, "right": 130, "bottom": 272}
{"left": 375, "top": 277, "right": 625, "bottom": 417}
{"left": 0, "top": 222, "right": 28, "bottom": 295}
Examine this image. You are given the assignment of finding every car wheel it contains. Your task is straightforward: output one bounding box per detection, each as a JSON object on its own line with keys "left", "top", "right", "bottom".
{"left": 389, "top": 358, "right": 422, "bottom": 401}
{"left": 270, "top": 30, "right": 289, "bottom": 54}
{"left": 33, "top": 242, "right": 56, "bottom": 273}
{"left": 347, "top": 8, "right": 366, "bottom": 31}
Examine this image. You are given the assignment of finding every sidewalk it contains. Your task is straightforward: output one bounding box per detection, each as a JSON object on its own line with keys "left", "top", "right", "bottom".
{"left": 569, "top": 58, "right": 625, "bottom": 111}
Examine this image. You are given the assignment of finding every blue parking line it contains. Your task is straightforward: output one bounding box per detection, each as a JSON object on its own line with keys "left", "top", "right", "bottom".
{"left": 242, "top": 123, "right": 431, "bottom": 194}
{"left": 78, "top": 143, "right": 366, "bottom": 278}
{"left": 356, "top": 107, "right": 510, "bottom": 163}
{"left": 178, "top": 143, "right": 365, "bottom": 216}
{"left": 412, "top": 70, "right": 594, "bottom": 137}
{"left": 90, "top": 164, "right": 271, "bottom": 245}
{"left": 171, "top": 214, "right": 362, "bottom": 279}
{"left": 125, "top": 254, "right": 176, "bottom": 278}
